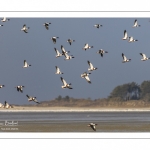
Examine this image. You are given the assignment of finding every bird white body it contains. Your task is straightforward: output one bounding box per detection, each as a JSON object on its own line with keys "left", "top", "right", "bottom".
{"left": 81, "top": 72, "right": 91, "bottom": 84}
{"left": 60, "top": 77, "right": 72, "bottom": 89}
{"left": 82, "top": 43, "right": 93, "bottom": 50}
{"left": 122, "top": 53, "right": 131, "bottom": 63}
{"left": 23, "top": 60, "right": 31, "bottom": 68}
{"left": 122, "top": 30, "right": 128, "bottom": 40}
{"left": 21, "top": 24, "right": 29, "bottom": 33}
{"left": 140, "top": 53, "right": 150, "bottom": 61}
{"left": 87, "top": 61, "right": 97, "bottom": 71}
{"left": 55, "top": 66, "right": 63, "bottom": 74}
{"left": 128, "top": 36, "right": 138, "bottom": 42}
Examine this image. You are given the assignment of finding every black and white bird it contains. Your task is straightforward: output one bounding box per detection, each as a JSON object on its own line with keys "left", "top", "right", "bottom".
{"left": 128, "top": 36, "right": 138, "bottom": 42}
{"left": 51, "top": 36, "right": 59, "bottom": 44}
{"left": 97, "top": 49, "right": 108, "bottom": 57}
{"left": 61, "top": 45, "right": 70, "bottom": 55}
{"left": 81, "top": 72, "right": 91, "bottom": 84}
{"left": 21, "top": 24, "right": 30, "bottom": 33}
{"left": 60, "top": 77, "right": 72, "bottom": 89}
{"left": 87, "top": 123, "right": 97, "bottom": 131}
{"left": 94, "top": 24, "right": 102, "bottom": 28}
{"left": 4, "top": 101, "right": 13, "bottom": 109}
{"left": 64, "top": 52, "right": 75, "bottom": 60}
{"left": 0, "top": 24, "right": 3, "bottom": 27}
{"left": 133, "top": 19, "right": 141, "bottom": 27}
{"left": 23, "top": 60, "right": 31, "bottom": 68}
{"left": 122, "top": 53, "right": 131, "bottom": 63}
{"left": 55, "top": 66, "right": 63, "bottom": 74}
{"left": 122, "top": 30, "right": 128, "bottom": 40}
{"left": 0, "top": 85, "right": 5, "bottom": 88}
{"left": 1, "top": 17, "right": 10, "bottom": 22}
{"left": 54, "top": 48, "right": 62, "bottom": 58}
{"left": 67, "top": 39, "right": 75, "bottom": 45}
{"left": 83, "top": 43, "right": 93, "bottom": 51}
{"left": 43, "top": 22, "right": 51, "bottom": 30}
{"left": 26, "top": 95, "right": 40, "bottom": 104}
{"left": 15, "top": 86, "right": 25, "bottom": 93}
{"left": 87, "top": 61, "right": 97, "bottom": 71}
{"left": 140, "top": 53, "right": 150, "bottom": 61}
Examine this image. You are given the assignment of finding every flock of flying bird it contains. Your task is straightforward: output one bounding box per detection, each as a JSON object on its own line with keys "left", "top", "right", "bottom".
{"left": 0, "top": 18, "right": 147, "bottom": 131}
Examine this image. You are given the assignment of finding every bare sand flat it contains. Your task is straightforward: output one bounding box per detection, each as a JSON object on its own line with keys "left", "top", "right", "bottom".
{"left": 1, "top": 106, "right": 150, "bottom": 112}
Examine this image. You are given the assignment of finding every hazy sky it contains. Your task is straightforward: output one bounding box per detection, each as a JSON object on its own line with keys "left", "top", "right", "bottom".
{"left": 0, "top": 18, "right": 150, "bottom": 105}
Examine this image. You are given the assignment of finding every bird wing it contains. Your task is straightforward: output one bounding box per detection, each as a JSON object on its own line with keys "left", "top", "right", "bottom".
{"left": 88, "top": 61, "right": 93, "bottom": 68}
{"left": 134, "top": 19, "right": 137, "bottom": 26}
{"left": 24, "top": 60, "right": 27, "bottom": 67}
{"left": 91, "top": 125, "right": 96, "bottom": 131}
{"left": 140, "top": 53, "right": 144, "bottom": 58}
{"left": 61, "top": 77, "right": 67, "bottom": 86}
{"left": 122, "top": 53, "right": 127, "bottom": 61}
{"left": 85, "top": 75, "right": 91, "bottom": 83}
{"left": 143, "top": 54, "right": 147, "bottom": 59}
{"left": 84, "top": 43, "right": 88, "bottom": 49}
{"left": 124, "top": 30, "right": 127, "bottom": 38}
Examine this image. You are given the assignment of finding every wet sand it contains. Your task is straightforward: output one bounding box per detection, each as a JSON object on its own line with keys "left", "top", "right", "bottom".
{"left": 1, "top": 111, "right": 150, "bottom": 132}
{"left": 1, "top": 121, "right": 150, "bottom": 132}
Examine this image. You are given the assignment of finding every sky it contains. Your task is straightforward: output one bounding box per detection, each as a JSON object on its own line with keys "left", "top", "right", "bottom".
{"left": 0, "top": 18, "right": 150, "bottom": 105}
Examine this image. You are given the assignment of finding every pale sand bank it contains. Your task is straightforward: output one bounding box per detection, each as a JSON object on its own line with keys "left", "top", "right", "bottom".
{"left": 1, "top": 106, "right": 150, "bottom": 112}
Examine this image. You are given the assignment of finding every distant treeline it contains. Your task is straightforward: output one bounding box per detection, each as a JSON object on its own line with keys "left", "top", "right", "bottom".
{"left": 22, "top": 81, "right": 150, "bottom": 107}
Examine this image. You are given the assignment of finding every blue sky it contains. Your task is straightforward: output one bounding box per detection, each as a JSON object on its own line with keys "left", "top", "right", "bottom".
{"left": 0, "top": 18, "right": 150, "bottom": 105}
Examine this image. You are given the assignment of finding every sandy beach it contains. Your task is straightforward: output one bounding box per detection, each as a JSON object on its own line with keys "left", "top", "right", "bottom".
{"left": 1, "top": 106, "right": 150, "bottom": 112}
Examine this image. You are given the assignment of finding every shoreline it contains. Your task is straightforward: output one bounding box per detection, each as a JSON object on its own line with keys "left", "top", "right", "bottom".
{"left": 1, "top": 107, "right": 150, "bottom": 112}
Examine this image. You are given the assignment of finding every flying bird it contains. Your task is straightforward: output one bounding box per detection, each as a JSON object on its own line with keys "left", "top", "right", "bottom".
{"left": 23, "top": 60, "right": 31, "bottom": 68}
{"left": 87, "top": 123, "right": 97, "bottom": 131}
{"left": 51, "top": 36, "right": 59, "bottom": 44}
{"left": 128, "top": 36, "right": 138, "bottom": 42}
{"left": 97, "top": 49, "right": 108, "bottom": 57}
{"left": 81, "top": 72, "right": 91, "bottom": 84}
{"left": 122, "top": 53, "right": 131, "bottom": 63}
{"left": 133, "top": 19, "right": 141, "bottom": 27}
{"left": 0, "top": 85, "right": 5, "bottom": 88}
{"left": 82, "top": 43, "right": 93, "bottom": 50}
{"left": 21, "top": 24, "right": 30, "bottom": 33}
{"left": 67, "top": 39, "right": 75, "bottom": 45}
{"left": 122, "top": 30, "right": 128, "bottom": 40}
{"left": 43, "top": 22, "right": 51, "bottom": 30}
{"left": 87, "top": 61, "right": 97, "bottom": 71}
{"left": 61, "top": 45, "right": 70, "bottom": 55}
{"left": 94, "top": 24, "right": 102, "bottom": 28}
{"left": 15, "top": 86, "right": 25, "bottom": 93}
{"left": 54, "top": 48, "right": 62, "bottom": 58}
{"left": 1, "top": 17, "right": 10, "bottom": 22}
{"left": 64, "top": 52, "right": 75, "bottom": 60}
{"left": 26, "top": 95, "right": 40, "bottom": 104}
{"left": 55, "top": 66, "right": 63, "bottom": 74}
{"left": 60, "top": 77, "right": 72, "bottom": 89}
{"left": 140, "top": 53, "right": 150, "bottom": 61}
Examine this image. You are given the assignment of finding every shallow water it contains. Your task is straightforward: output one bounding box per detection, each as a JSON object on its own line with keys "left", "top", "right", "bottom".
{"left": 0, "top": 112, "right": 150, "bottom": 132}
